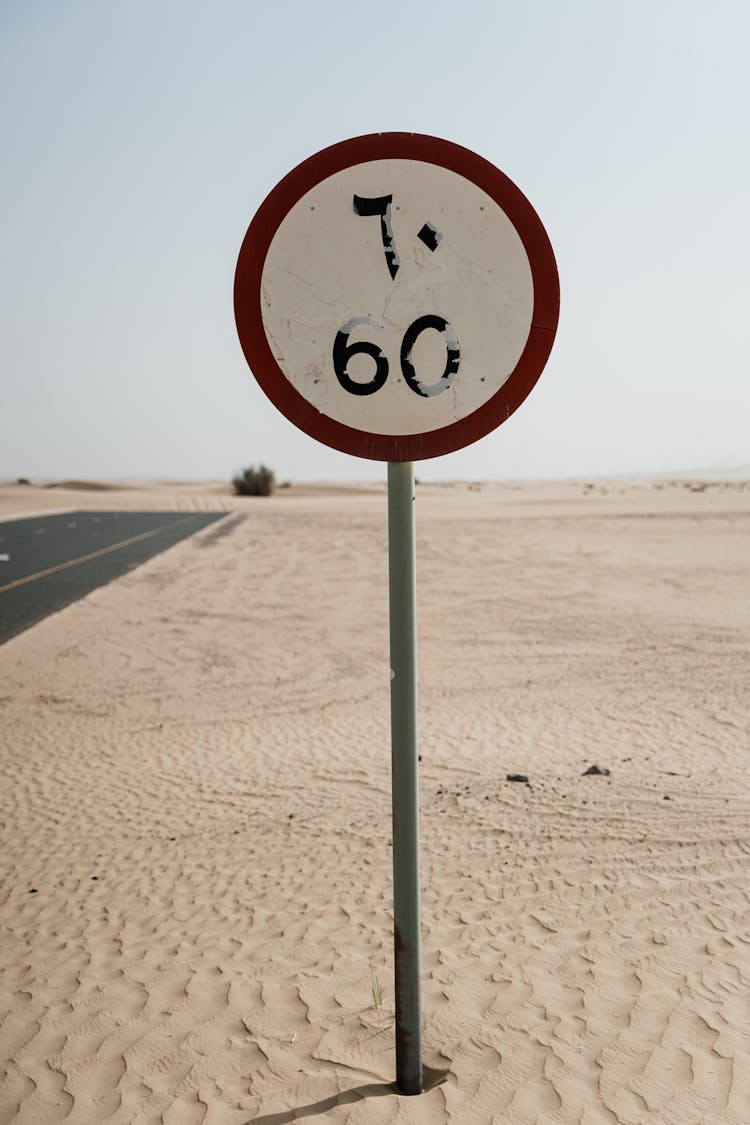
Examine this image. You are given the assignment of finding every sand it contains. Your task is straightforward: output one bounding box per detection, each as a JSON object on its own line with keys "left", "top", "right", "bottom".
{"left": 0, "top": 477, "right": 748, "bottom": 1123}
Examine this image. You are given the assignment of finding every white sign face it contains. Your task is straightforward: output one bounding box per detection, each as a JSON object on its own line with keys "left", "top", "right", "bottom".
{"left": 235, "top": 134, "right": 559, "bottom": 461}
{"left": 260, "top": 159, "right": 534, "bottom": 437}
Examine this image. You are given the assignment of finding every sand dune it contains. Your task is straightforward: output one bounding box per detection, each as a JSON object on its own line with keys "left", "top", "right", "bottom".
{"left": 0, "top": 479, "right": 748, "bottom": 1122}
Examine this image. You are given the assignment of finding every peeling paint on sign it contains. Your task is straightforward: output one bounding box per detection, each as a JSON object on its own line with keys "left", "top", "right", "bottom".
{"left": 260, "top": 158, "right": 533, "bottom": 437}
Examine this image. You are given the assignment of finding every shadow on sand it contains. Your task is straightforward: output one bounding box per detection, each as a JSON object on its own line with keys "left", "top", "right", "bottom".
{"left": 245, "top": 1063, "right": 450, "bottom": 1123}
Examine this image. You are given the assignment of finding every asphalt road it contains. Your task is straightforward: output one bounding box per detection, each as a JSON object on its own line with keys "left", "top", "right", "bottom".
{"left": 0, "top": 510, "right": 227, "bottom": 644}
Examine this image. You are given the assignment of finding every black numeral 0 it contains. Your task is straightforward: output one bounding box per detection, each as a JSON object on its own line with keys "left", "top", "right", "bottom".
{"left": 333, "top": 315, "right": 460, "bottom": 398}
{"left": 401, "top": 315, "right": 460, "bottom": 398}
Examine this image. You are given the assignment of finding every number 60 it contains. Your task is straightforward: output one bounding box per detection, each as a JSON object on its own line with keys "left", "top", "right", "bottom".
{"left": 333, "top": 314, "right": 460, "bottom": 398}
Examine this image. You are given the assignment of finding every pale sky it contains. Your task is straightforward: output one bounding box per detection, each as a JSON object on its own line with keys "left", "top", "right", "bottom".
{"left": 2, "top": 0, "right": 748, "bottom": 483}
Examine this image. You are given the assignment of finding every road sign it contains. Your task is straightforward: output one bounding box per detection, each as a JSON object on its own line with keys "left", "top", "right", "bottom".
{"left": 233, "top": 134, "right": 559, "bottom": 1097}
{"left": 234, "top": 133, "right": 559, "bottom": 461}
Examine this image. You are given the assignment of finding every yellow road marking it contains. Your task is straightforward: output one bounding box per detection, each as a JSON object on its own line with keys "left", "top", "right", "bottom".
{"left": 0, "top": 515, "right": 198, "bottom": 595}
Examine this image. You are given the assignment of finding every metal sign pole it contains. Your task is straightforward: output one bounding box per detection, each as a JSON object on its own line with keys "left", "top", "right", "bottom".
{"left": 387, "top": 460, "right": 422, "bottom": 1095}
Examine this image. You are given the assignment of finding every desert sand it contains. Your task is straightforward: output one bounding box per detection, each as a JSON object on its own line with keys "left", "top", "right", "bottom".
{"left": 0, "top": 477, "right": 748, "bottom": 1124}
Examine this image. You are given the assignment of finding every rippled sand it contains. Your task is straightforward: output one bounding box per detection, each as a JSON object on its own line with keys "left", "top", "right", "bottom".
{"left": 1, "top": 478, "right": 748, "bottom": 1123}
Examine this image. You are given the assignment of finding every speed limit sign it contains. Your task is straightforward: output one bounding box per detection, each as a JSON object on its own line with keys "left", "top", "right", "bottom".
{"left": 234, "top": 133, "right": 559, "bottom": 461}
{"left": 233, "top": 135, "right": 559, "bottom": 1095}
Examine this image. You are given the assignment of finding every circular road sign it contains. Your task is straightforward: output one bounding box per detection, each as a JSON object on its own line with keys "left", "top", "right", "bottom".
{"left": 234, "top": 133, "right": 559, "bottom": 462}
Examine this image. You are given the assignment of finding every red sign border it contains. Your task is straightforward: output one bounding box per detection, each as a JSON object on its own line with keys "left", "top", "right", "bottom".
{"left": 234, "top": 133, "right": 560, "bottom": 462}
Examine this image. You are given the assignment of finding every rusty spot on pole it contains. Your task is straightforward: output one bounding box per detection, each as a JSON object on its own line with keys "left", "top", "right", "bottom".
{"left": 394, "top": 924, "right": 422, "bottom": 1094}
